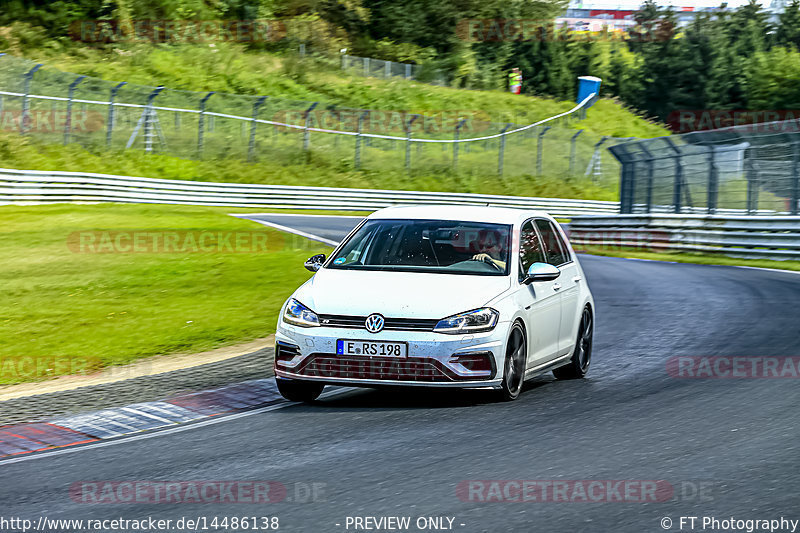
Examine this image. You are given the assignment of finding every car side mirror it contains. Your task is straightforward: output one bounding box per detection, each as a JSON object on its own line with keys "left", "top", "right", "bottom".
{"left": 304, "top": 253, "right": 326, "bottom": 272}
{"left": 524, "top": 262, "right": 560, "bottom": 284}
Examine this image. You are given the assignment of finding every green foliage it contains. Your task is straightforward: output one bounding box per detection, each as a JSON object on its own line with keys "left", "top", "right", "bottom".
{"left": 776, "top": 0, "right": 800, "bottom": 50}
{"left": 746, "top": 47, "right": 800, "bottom": 109}
{"left": 5, "top": 0, "right": 800, "bottom": 123}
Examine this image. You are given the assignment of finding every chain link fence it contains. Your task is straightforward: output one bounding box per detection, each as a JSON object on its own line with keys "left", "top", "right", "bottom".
{"left": 338, "top": 53, "right": 447, "bottom": 86}
{"left": 611, "top": 121, "right": 800, "bottom": 215}
{"left": 0, "top": 53, "right": 629, "bottom": 186}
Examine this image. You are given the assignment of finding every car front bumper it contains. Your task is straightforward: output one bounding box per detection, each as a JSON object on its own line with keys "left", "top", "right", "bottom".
{"left": 274, "top": 321, "right": 507, "bottom": 389}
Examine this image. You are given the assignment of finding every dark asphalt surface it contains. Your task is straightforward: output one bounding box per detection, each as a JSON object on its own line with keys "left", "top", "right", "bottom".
{"left": 238, "top": 214, "right": 365, "bottom": 244}
{"left": 2, "top": 215, "right": 800, "bottom": 533}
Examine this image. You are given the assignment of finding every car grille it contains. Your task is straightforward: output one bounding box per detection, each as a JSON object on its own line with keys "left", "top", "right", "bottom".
{"left": 291, "top": 354, "right": 479, "bottom": 382}
{"left": 317, "top": 314, "right": 439, "bottom": 331}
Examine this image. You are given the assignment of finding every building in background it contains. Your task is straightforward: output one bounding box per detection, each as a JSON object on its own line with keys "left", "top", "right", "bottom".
{"left": 557, "top": 0, "right": 786, "bottom": 32}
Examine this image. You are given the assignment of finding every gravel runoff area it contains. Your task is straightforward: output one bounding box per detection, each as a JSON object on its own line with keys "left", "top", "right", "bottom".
{"left": 0, "top": 347, "right": 275, "bottom": 427}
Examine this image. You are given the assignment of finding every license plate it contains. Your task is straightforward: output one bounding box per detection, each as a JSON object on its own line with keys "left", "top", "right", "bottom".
{"left": 336, "top": 340, "right": 407, "bottom": 358}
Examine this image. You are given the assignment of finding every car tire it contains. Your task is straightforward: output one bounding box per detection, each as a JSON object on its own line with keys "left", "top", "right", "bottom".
{"left": 498, "top": 322, "right": 527, "bottom": 401}
{"left": 553, "top": 306, "right": 593, "bottom": 380}
{"left": 276, "top": 378, "right": 325, "bottom": 402}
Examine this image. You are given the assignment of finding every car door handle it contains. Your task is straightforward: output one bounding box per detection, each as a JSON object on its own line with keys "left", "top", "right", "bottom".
{"left": 553, "top": 283, "right": 561, "bottom": 291}
{"left": 572, "top": 276, "right": 582, "bottom": 283}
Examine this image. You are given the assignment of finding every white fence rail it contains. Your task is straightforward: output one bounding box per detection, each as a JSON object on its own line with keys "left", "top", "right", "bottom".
{"left": 569, "top": 214, "right": 800, "bottom": 260}
{"left": 0, "top": 168, "right": 619, "bottom": 218}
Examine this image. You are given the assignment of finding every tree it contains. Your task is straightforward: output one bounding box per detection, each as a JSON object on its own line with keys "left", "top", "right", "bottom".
{"left": 775, "top": 0, "right": 800, "bottom": 50}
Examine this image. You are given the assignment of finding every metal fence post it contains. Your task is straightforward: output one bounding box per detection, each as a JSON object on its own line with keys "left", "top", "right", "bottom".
{"left": 341, "top": 53, "right": 347, "bottom": 70}
{"left": 142, "top": 86, "right": 164, "bottom": 153}
{"left": 384, "top": 61, "right": 391, "bottom": 78}
{"left": 303, "top": 102, "right": 318, "bottom": 153}
{"left": 707, "top": 146, "right": 718, "bottom": 214}
{"left": 639, "top": 145, "right": 655, "bottom": 213}
{"left": 746, "top": 154, "right": 760, "bottom": 214}
{"left": 792, "top": 142, "right": 800, "bottom": 215}
{"left": 20, "top": 63, "right": 43, "bottom": 135}
{"left": 619, "top": 162, "right": 633, "bottom": 213}
{"left": 355, "top": 111, "right": 368, "bottom": 169}
{"left": 364, "top": 57, "right": 370, "bottom": 77}
{"left": 609, "top": 143, "right": 635, "bottom": 214}
{"left": 63, "top": 75, "right": 87, "bottom": 145}
{"left": 405, "top": 64, "right": 411, "bottom": 79}
{"left": 498, "top": 124, "right": 512, "bottom": 176}
{"left": 536, "top": 126, "right": 550, "bottom": 176}
{"left": 405, "top": 115, "right": 419, "bottom": 171}
{"left": 664, "top": 137, "right": 688, "bottom": 213}
{"left": 569, "top": 130, "right": 583, "bottom": 176}
{"left": 0, "top": 54, "right": 5, "bottom": 118}
{"left": 197, "top": 91, "right": 214, "bottom": 158}
{"left": 106, "top": 81, "right": 126, "bottom": 147}
{"left": 248, "top": 96, "right": 267, "bottom": 162}
{"left": 453, "top": 119, "right": 467, "bottom": 172}
{"left": 586, "top": 136, "right": 608, "bottom": 182}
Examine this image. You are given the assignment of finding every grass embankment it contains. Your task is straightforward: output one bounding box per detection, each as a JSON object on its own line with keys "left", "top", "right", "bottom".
{"left": 0, "top": 44, "right": 668, "bottom": 202}
{"left": 22, "top": 44, "right": 667, "bottom": 139}
{"left": 0, "top": 131, "right": 622, "bottom": 201}
{"left": 0, "top": 203, "right": 331, "bottom": 385}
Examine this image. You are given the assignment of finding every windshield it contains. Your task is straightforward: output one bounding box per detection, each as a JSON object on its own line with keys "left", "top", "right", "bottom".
{"left": 327, "top": 219, "right": 511, "bottom": 276}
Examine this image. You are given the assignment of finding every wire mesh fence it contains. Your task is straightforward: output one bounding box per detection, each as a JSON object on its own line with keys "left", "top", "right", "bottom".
{"left": 338, "top": 53, "right": 447, "bottom": 86}
{"left": 0, "top": 53, "right": 629, "bottom": 186}
{"left": 611, "top": 122, "right": 800, "bottom": 215}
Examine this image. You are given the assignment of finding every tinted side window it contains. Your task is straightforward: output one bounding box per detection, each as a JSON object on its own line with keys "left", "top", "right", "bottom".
{"left": 552, "top": 224, "right": 572, "bottom": 264}
{"left": 534, "top": 219, "right": 569, "bottom": 266}
{"left": 519, "top": 221, "right": 545, "bottom": 277}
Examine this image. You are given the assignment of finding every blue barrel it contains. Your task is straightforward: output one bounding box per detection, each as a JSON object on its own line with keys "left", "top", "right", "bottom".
{"left": 576, "top": 76, "right": 601, "bottom": 106}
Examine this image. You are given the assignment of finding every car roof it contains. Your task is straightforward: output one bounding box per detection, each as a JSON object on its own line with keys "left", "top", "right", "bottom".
{"left": 366, "top": 205, "right": 551, "bottom": 225}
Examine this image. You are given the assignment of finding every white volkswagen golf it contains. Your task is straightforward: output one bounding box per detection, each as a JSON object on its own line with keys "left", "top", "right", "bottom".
{"left": 274, "top": 206, "right": 594, "bottom": 402}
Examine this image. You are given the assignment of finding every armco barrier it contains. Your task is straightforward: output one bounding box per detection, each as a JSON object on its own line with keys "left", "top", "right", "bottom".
{"left": 0, "top": 168, "right": 618, "bottom": 218}
{"left": 569, "top": 214, "right": 800, "bottom": 260}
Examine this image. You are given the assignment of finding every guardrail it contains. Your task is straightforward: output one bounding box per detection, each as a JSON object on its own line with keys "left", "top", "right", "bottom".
{"left": 0, "top": 168, "right": 619, "bottom": 218}
{"left": 569, "top": 214, "right": 800, "bottom": 260}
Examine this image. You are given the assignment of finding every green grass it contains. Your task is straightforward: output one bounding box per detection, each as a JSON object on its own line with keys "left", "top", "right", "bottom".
{"left": 0, "top": 203, "right": 331, "bottom": 384}
{"left": 0, "top": 131, "right": 621, "bottom": 201}
{"left": 576, "top": 245, "right": 800, "bottom": 272}
{"left": 13, "top": 43, "right": 669, "bottom": 139}
{"left": 0, "top": 43, "right": 670, "bottom": 201}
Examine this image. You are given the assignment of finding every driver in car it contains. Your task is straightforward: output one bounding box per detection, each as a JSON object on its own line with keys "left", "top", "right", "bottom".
{"left": 470, "top": 230, "right": 507, "bottom": 270}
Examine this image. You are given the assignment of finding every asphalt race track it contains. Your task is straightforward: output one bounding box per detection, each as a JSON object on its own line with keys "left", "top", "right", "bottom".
{"left": 2, "top": 215, "right": 799, "bottom": 533}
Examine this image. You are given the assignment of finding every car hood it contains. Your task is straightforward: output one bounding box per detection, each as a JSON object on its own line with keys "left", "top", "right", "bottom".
{"left": 294, "top": 268, "right": 511, "bottom": 319}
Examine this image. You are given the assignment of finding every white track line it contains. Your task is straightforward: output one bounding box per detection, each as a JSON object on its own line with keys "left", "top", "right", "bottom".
{"left": 230, "top": 213, "right": 366, "bottom": 219}
{"left": 0, "top": 388, "right": 358, "bottom": 467}
{"left": 231, "top": 216, "right": 339, "bottom": 247}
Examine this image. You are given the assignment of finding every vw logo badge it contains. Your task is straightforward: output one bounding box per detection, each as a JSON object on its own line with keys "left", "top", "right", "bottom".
{"left": 365, "top": 313, "right": 385, "bottom": 333}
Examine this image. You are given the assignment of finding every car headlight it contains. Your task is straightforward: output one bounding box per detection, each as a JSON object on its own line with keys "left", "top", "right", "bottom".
{"left": 283, "top": 298, "right": 320, "bottom": 327}
{"left": 434, "top": 308, "right": 499, "bottom": 334}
